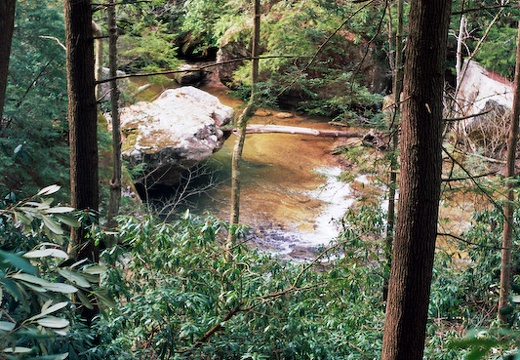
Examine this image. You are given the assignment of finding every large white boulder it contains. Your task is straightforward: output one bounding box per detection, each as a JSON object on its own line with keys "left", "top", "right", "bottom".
{"left": 120, "top": 86, "right": 234, "bottom": 187}
{"left": 457, "top": 60, "right": 513, "bottom": 139}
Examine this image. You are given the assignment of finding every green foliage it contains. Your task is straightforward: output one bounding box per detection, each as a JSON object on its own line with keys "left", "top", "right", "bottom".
{"left": 118, "top": 24, "right": 180, "bottom": 72}
{"left": 181, "top": 0, "right": 232, "bottom": 51}
{"left": 95, "top": 212, "right": 386, "bottom": 359}
{"left": 457, "top": 204, "right": 520, "bottom": 315}
{"left": 229, "top": 0, "right": 386, "bottom": 121}
{"left": 0, "top": 186, "right": 107, "bottom": 359}
{"left": 115, "top": 1, "right": 182, "bottom": 72}
{"left": 474, "top": 26, "right": 518, "bottom": 80}
{"left": 2, "top": 0, "right": 69, "bottom": 198}
{"left": 423, "top": 196, "right": 520, "bottom": 358}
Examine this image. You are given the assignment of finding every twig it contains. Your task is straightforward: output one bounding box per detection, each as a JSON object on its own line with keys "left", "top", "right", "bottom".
{"left": 15, "top": 58, "right": 54, "bottom": 109}
{"left": 452, "top": 4, "right": 510, "bottom": 15}
{"left": 442, "top": 147, "right": 503, "bottom": 210}
{"left": 443, "top": 110, "right": 492, "bottom": 122}
{"left": 438, "top": 232, "right": 505, "bottom": 250}
{"left": 348, "top": 0, "right": 388, "bottom": 96}
{"left": 39, "top": 36, "right": 66, "bottom": 50}
{"left": 442, "top": 171, "right": 497, "bottom": 182}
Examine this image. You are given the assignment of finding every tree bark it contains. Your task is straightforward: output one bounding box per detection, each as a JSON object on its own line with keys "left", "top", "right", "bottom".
{"left": 106, "top": 0, "right": 122, "bottom": 245}
{"left": 381, "top": 0, "right": 452, "bottom": 359}
{"left": 0, "top": 0, "right": 16, "bottom": 122}
{"left": 64, "top": 0, "right": 99, "bottom": 264}
{"left": 384, "top": 0, "right": 404, "bottom": 302}
{"left": 226, "top": 0, "right": 260, "bottom": 256}
{"left": 498, "top": 19, "right": 520, "bottom": 323}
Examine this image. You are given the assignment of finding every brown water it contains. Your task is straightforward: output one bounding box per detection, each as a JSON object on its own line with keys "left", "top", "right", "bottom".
{"left": 182, "top": 85, "right": 359, "bottom": 254}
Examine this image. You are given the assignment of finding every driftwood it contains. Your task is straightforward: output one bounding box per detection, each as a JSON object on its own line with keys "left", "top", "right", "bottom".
{"left": 221, "top": 124, "right": 388, "bottom": 150}
{"left": 222, "top": 124, "right": 365, "bottom": 138}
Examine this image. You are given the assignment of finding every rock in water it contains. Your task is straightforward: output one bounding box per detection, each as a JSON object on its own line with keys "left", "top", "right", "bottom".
{"left": 120, "top": 86, "right": 235, "bottom": 188}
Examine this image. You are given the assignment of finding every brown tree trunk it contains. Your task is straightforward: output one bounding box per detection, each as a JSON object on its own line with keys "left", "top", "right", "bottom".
{"left": 384, "top": 0, "right": 404, "bottom": 302}
{"left": 64, "top": 0, "right": 99, "bottom": 264}
{"left": 106, "top": 0, "right": 122, "bottom": 245}
{"left": 0, "top": 0, "right": 16, "bottom": 121}
{"left": 498, "top": 19, "right": 520, "bottom": 323}
{"left": 381, "top": 0, "right": 452, "bottom": 359}
{"left": 226, "top": 0, "right": 260, "bottom": 256}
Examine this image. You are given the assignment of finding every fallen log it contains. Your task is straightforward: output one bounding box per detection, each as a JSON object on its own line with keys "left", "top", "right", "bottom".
{"left": 222, "top": 124, "right": 365, "bottom": 138}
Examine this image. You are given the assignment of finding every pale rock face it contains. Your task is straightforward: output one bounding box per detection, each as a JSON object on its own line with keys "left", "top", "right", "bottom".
{"left": 120, "top": 86, "right": 234, "bottom": 187}
{"left": 457, "top": 60, "right": 513, "bottom": 138}
{"left": 458, "top": 60, "right": 513, "bottom": 113}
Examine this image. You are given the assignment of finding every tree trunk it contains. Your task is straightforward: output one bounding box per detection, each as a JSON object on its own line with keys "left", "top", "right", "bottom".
{"left": 106, "top": 0, "right": 122, "bottom": 245}
{"left": 92, "top": 20, "right": 104, "bottom": 100}
{"left": 498, "top": 19, "right": 520, "bottom": 323}
{"left": 0, "top": 0, "right": 16, "bottom": 121}
{"left": 384, "top": 0, "right": 404, "bottom": 302}
{"left": 455, "top": 14, "right": 466, "bottom": 87}
{"left": 226, "top": 0, "right": 260, "bottom": 256}
{"left": 64, "top": 0, "right": 99, "bottom": 264}
{"left": 381, "top": 0, "right": 452, "bottom": 359}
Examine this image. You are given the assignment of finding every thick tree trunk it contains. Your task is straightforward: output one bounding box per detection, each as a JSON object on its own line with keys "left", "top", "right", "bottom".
{"left": 381, "top": 1, "right": 452, "bottom": 359}
{"left": 226, "top": 0, "right": 260, "bottom": 255}
{"left": 64, "top": 0, "right": 99, "bottom": 264}
{"left": 498, "top": 20, "right": 520, "bottom": 323}
{"left": 0, "top": 0, "right": 16, "bottom": 121}
{"left": 106, "top": 0, "right": 122, "bottom": 244}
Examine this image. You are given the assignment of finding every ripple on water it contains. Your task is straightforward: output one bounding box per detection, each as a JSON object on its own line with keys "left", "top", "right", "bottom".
{"left": 250, "top": 166, "right": 363, "bottom": 258}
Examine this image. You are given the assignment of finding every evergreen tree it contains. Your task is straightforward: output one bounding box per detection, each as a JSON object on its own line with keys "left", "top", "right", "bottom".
{"left": 382, "top": 0, "right": 452, "bottom": 358}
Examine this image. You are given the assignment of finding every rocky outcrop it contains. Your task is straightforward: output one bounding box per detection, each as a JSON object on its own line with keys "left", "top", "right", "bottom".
{"left": 216, "top": 26, "right": 251, "bottom": 86}
{"left": 120, "top": 86, "right": 235, "bottom": 188}
{"left": 457, "top": 60, "right": 513, "bottom": 140}
{"left": 174, "top": 64, "right": 206, "bottom": 86}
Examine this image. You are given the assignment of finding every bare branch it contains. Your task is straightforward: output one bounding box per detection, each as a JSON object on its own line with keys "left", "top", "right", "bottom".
{"left": 442, "top": 171, "right": 497, "bottom": 182}
{"left": 438, "top": 232, "right": 505, "bottom": 250}
{"left": 442, "top": 109, "right": 492, "bottom": 122}
{"left": 92, "top": 0, "right": 152, "bottom": 11}
{"left": 39, "top": 36, "right": 66, "bottom": 50}
{"left": 96, "top": 55, "right": 309, "bottom": 85}
{"left": 452, "top": 4, "right": 510, "bottom": 16}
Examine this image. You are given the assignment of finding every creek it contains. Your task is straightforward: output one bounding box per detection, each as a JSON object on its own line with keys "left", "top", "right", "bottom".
{"left": 134, "top": 80, "right": 364, "bottom": 258}
{"left": 130, "top": 77, "right": 478, "bottom": 259}
{"left": 203, "top": 90, "right": 361, "bottom": 257}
